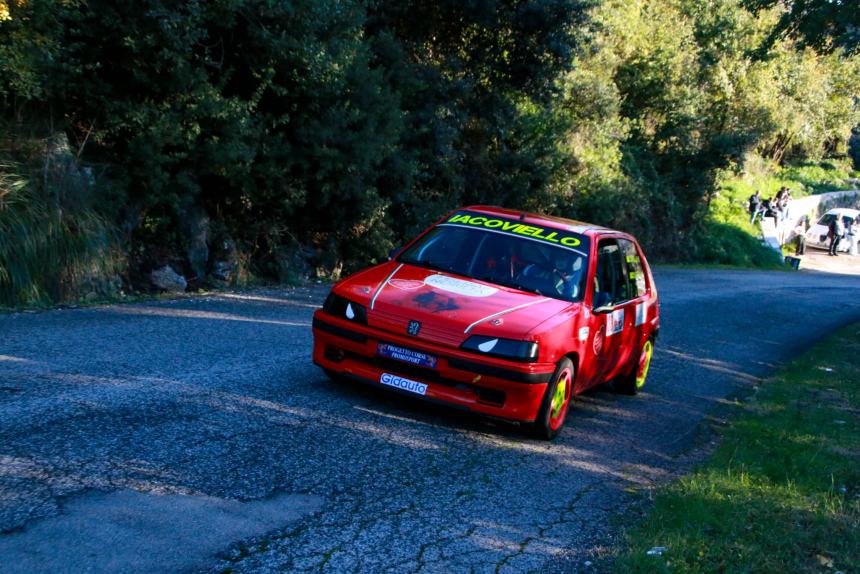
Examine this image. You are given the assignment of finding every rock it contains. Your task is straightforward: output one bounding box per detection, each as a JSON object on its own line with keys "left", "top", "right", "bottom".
{"left": 109, "top": 274, "right": 123, "bottom": 294}
{"left": 209, "top": 238, "right": 240, "bottom": 287}
{"left": 275, "top": 243, "right": 314, "bottom": 284}
{"left": 151, "top": 265, "right": 187, "bottom": 293}
{"left": 44, "top": 132, "right": 98, "bottom": 199}
{"left": 73, "top": 272, "right": 123, "bottom": 303}
{"left": 210, "top": 261, "right": 234, "bottom": 286}
{"left": 183, "top": 208, "right": 210, "bottom": 281}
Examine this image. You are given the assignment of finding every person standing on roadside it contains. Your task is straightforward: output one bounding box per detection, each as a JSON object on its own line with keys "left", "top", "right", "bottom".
{"left": 765, "top": 197, "right": 779, "bottom": 227}
{"left": 749, "top": 191, "right": 762, "bottom": 225}
{"left": 794, "top": 217, "right": 807, "bottom": 255}
{"left": 828, "top": 215, "right": 845, "bottom": 256}
{"left": 848, "top": 217, "right": 859, "bottom": 256}
{"left": 771, "top": 187, "right": 786, "bottom": 222}
{"left": 780, "top": 189, "right": 791, "bottom": 222}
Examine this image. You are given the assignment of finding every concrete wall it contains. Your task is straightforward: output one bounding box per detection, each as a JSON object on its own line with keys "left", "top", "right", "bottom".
{"left": 788, "top": 189, "right": 860, "bottom": 225}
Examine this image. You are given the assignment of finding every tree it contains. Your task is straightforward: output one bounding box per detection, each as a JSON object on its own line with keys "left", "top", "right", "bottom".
{"left": 745, "top": 0, "right": 860, "bottom": 56}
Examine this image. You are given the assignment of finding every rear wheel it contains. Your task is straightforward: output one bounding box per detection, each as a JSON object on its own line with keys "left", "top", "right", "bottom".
{"left": 614, "top": 339, "right": 653, "bottom": 395}
{"left": 530, "top": 358, "right": 574, "bottom": 440}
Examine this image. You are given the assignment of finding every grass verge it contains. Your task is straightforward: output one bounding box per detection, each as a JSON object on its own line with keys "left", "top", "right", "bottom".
{"left": 614, "top": 323, "right": 860, "bottom": 573}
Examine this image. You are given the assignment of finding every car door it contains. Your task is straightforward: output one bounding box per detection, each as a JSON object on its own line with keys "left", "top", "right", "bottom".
{"left": 593, "top": 236, "right": 655, "bottom": 381}
{"left": 615, "top": 238, "right": 652, "bottom": 375}
{"left": 591, "top": 238, "right": 633, "bottom": 382}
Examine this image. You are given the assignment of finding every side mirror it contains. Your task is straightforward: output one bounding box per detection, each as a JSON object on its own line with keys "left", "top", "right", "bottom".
{"left": 592, "top": 291, "right": 612, "bottom": 313}
{"left": 388, "top": 247, "right": 402, "bottom": 261}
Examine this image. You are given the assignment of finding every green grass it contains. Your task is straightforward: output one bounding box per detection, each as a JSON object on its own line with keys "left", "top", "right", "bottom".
{"left": 0, "top": 160, "right": 124, "bottom": 308}
{"left": 780, "top": 160, "right": 860, "bottom": 195}
{"left": 614, "top": 323, "right": 860, "bottom": 573}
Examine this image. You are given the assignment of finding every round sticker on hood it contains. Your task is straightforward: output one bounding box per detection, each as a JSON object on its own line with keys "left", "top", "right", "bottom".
{"left": 424, "top": 274, "right": 497, "bottom": 297}
{"left": 389, "top": 279, "right": 425, "bottom": 290}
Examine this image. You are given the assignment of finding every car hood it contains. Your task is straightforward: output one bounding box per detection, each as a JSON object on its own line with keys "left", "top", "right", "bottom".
{"left": 337, "top": 261, "right": 573, "bottom": 348}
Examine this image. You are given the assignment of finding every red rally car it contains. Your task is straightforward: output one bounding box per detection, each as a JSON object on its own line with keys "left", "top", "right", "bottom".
{"left": 312, "top": 206, "right": 659, "bottom": 439}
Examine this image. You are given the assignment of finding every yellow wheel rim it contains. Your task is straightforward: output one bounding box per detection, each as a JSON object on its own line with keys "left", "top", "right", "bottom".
{"left": 636, "top": 340, "right": 653, "bottom": 389}
{"left": 551, "top": 373, "right": 568, "bottom": 419}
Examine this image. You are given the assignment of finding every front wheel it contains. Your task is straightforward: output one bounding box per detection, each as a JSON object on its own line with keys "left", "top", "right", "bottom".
{"left": 323, "top": 368, "right": 349, "bottom": 384}
{"left": 530, "top": 358, "right": 574, "bottom": 440}
{"left": 614, "top": 339, "right": 654, "bottom": 395}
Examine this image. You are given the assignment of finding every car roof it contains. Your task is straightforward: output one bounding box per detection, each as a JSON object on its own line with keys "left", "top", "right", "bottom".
{"left": 458, "top": 205, "right": 616, "bottom": 237}
{"left": 824, "top": 208, "right": 860, "bottom": 216}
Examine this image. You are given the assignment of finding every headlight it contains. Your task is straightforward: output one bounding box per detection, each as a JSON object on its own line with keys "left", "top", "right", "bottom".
{"left": 323, "top": 293, "right": 367, "bottom": 325}
{"left": 461, "top": 335, "right": 539, "bottom": 363}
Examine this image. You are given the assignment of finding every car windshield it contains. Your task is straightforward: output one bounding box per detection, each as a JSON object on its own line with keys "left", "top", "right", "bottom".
{"left": 398, "top": 221, "right": 590, "bottom": 302}
{"left": 818, "top": 214, "right": 836, "bottom": 226}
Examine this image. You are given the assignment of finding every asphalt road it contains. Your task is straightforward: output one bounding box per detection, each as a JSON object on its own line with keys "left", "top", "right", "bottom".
{"left": 1, "top": 268, "right": 859, "bottom": 573}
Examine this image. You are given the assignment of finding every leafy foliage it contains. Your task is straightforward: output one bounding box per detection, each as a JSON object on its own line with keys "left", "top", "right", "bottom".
{"left": 745, "top": 0, "right": 860, "bottom": 56}
{"left": 554, "top": 0, "right": 859, "bottom": 263}
{"left": 0, "top": 0, "right": 858, "bottom": 305}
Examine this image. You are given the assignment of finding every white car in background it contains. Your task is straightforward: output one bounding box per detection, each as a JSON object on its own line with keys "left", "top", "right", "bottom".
{"left": 805, "top": 208, "right": 859, "bottom": 253}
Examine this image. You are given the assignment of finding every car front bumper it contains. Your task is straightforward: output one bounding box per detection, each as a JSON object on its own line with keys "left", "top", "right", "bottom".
{"left": 312, "top": 311, "right": 556, "bottom": 423}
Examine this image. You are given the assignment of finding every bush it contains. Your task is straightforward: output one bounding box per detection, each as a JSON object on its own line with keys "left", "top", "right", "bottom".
{"left": 0, "top": 158, "right": 123, "bottom": 308}
{"left": 691, "top": 221, "right": 784, "bottom": 268}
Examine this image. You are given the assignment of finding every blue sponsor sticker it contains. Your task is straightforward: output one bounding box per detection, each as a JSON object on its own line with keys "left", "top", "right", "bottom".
{"left": 380, "top": 373, "right": 428, "bottom": 395}
{"left": 377, "top": 342, "right": 438, "bottom": 369}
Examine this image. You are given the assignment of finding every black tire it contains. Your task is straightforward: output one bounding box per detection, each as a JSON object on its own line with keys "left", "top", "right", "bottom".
{"left": 613, "top": 339, "right": 654, "bottom": 396}
{"left": 529, "top": 357, "right": 575, "bottom": 440}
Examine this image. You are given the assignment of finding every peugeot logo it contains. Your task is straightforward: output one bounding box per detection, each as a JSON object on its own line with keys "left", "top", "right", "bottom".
{"left": 407, "top": 320, "right": 421, "bottom": 336}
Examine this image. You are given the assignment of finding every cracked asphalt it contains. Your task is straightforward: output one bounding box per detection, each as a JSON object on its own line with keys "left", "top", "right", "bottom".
{"left": 1, "top": 268, "right": 859, "bottom": 573}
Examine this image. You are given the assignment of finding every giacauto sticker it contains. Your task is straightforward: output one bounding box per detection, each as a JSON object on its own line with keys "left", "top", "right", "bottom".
{"left": 380, "top": 373, "right": 428, "bottom": 396}
{"left": 606, "top": 309, "right": 625, "bottom": 336}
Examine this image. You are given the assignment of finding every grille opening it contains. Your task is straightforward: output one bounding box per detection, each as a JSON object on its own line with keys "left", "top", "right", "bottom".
{"left": 477, "top": 387, "right": 506, "bottom": 407}
{"left": 325, "top": 346, "right": 345, "bottom": 363}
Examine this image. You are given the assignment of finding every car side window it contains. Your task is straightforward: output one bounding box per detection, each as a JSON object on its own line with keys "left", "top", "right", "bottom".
{"left": 593, "top": 239, "right": 630, "bottom": 308}
{"left": 619, "top": 239, "right": 647, "bottom": 298}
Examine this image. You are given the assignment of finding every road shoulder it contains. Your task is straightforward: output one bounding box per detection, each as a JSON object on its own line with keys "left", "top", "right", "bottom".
{"left": 610, "top": 323, "right": 860, "bottom": 573}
